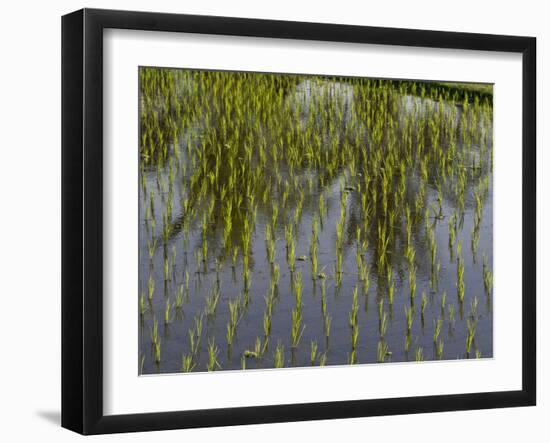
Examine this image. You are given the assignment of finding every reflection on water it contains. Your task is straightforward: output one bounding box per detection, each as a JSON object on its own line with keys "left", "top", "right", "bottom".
{"left": 138, "top": 68, "right": 493, "bottom": 374}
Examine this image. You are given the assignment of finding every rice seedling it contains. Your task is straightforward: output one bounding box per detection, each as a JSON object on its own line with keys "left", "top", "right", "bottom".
{"left": 140, "top": 292, "right": 146, "bottom": 315}
{"left": 349, "top": 286, "right": 359, "bottom": 328}
{"left": 241, "top": 216, "right": 252, "bottom": 258}
{"left": 265, "top": 225, "right": 276, "bottom": 265}
{"left": 456, "top": 241, "right": 465, "bottom": 303}
{"left": 243, "top": 336, "right": 264, "bottom": 359}
{"left": 154, "top": 338, "right": 161, "bottom": 364}
{"left": 181, "top": 353, "right": 195, "bottom": 372}
{"left": 405, "top": 306, "right": 414, "bottom": 335}
{"left": 205, "top": 286, "right": 221, "bottom": 316}
{"left": 350, "top": 308, "right": 360, "bottom": 343}
{"left": 379, "top": 311, "right": 388, "bottom": 338}
{"left": 222, "top": 200, "right": 233, "bottom": 252}
{"left": 272, "top": 263, "right": 280, "bottom": 286}
{"left": 226, "top": 321, "right": 236, "bottom": 347}
{"left": 406, "top": 264, "right": 417, "bottom": 303}
{"left": 288, "top": 238, "right": 296, "bottom": 273}
{"left": 415, "top": 347, "right": 424, "bottom": 362}
{"left": 231, "top": 246, "right": 239, "bottom": 268}
{"left": 377, "top": 221, "right": 390, "bottom": 269}
{"left": 294, "top": 271, "right": 303, "bottom": 307}
{"left": 448, "top": 304, "right": 455, "bottom": 324}
{"left": 324, "top": 314, "right": 332, "bottom": 340}
{"left": 206, "top": 339, "right": 221, "bottom": 371}
{"left": 483, "top": 253, "right": 493, "bottom": 295}
{"left": 318, "top": 194, "right": 325, "bottom": 225}
{"left": 358, "top": 255, "right": 370, "bottom": 284}
{"left": 261, "top": 309, "right": 272, "bottom": 338}
{"left": 334, "top": 211, "right": 346, "bottom": 285}
{"left": 355, "top": 227, "right": 367, "bottom": 273}
{"left": 377, "top": 341, "right": 389, "bottom": 363}
{"left": 150, "top": 317, "right": 159, "bottom": 346}
{"left": 274, "top": 342, "right": 285, "bottom": 368}
{"left": 348, "top": 349, "right": 358, "bottom": 365}
{"left": 405, "top": 205, "right": 413, "bottom": 246}
{"left": 310, "top": 341, "right": 318, "bottom": 365}
{"left": 320, "top": 280, "right": 328, "bottom": 313}
{"left": 271, "top": 203, "right": 279, "bottom": 231}
{"left": 225, "top": 299, "right": 241, "bottom": 346}
{"left": 424, "top": 207, "right": 431, "bottom": 234}
{"left": 436, "top": 339, "right": 444, "bottom": 360}
{"left": 242, "top": 255, "right": 251, "bottom": 292}
{"left": 335, "top": 251, "right": 343, "bottom": 287}
{"left": 147, "top": 238, "right": 157, "bottom": 260}
{"left": 428, "top": 230, "right": 437, "bottom": 272}
{"left": 290, "top": 308, "right": 305, "bottom": 348}
{"left": 471, "top": 226, "right": 480, "bottom": 261}
{"left": 433, "top": 318, "right": 443, "bottom": 344}
{"left": 191, "top": 314, "right": 204, "bottom": 355}
{"left": 405, "top": 244, "right": 416, "bottom": 270}
{"left": 284, "top": 223, "right": 293, "bottom": 253}
{"left": 175, "top": 284, "right": 184, "bottom": 309}
{"left": 188, "top": 327, "right": 197, "bottom": 356}
{"left": 195, "top": 249, "right": 203, "bottom": 271}
{"left": 311, "top": 218, "right": 319, "bottom": 278}
{"left": 162, "top": 214, "right": 171, "bottom": 246}
{"left": 387, "top": 270, "right": 395, "bottom": 306}
{"left": 164, "top": 299, "right": 172, "bottom": 324}
{"left": 163, "top": 256, "right": 170, "bottom": 281}
{"left": 148, "top": 275, "right": 155, "bottom": 302}
{"left": 466, "top": 318, "right": 477, "bottom": 356}
{"left": 448, "top": 212, "right": 457, "bottom": 258}
{"left": 378, "top": 297, "right": 384, "bottom": 319}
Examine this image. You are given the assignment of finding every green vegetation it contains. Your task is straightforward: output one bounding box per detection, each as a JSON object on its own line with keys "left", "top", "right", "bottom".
{"left": 138, "top": 67, "right": 493, "bottom": 374}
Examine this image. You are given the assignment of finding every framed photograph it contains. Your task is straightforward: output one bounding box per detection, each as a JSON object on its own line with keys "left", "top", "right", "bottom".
{"left": 62, "top": 8, "right": 536, "bottom": 435}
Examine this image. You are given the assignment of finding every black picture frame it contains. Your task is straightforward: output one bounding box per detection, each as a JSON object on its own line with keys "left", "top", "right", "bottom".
{"left": 61, "top": 8, "right": 536, "bottom": 435}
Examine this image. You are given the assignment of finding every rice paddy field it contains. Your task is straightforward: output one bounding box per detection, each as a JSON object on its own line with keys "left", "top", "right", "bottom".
{"left": 138, "top": 67, "right": 493, "bottom": 375}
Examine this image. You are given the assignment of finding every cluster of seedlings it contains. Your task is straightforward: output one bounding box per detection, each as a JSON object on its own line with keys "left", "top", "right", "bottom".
{"left": 138, "top": 67, "right": 494, "bottom": 374}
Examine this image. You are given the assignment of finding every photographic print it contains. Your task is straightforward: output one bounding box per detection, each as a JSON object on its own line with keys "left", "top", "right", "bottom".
{"left": 138, "top": 67, "right": 493, "bottom": 375}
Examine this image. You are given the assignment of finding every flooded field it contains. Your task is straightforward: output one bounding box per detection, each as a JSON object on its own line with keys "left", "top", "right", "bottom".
{"left": 138, "top": 67, "right": 493, "bottom": 374}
